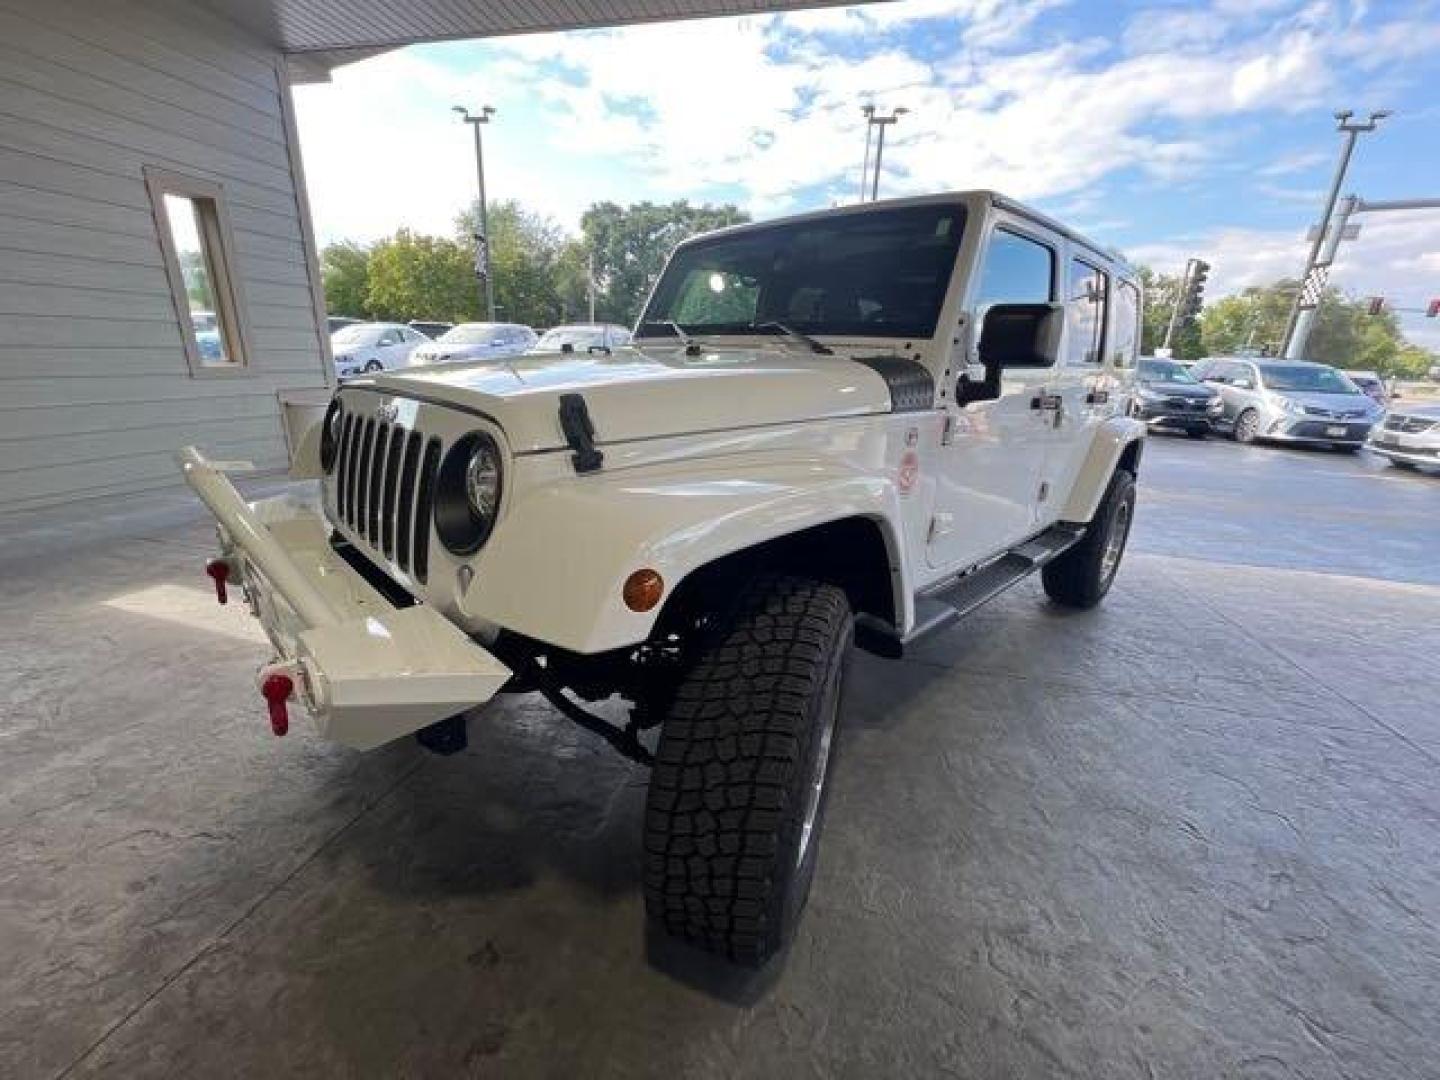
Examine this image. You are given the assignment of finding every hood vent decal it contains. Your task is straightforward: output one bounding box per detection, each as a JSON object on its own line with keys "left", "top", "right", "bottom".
{"left": 851, "top": 356, "right": 935, "bottom": 413}
{"left": 559, "top": 393, "right": 604, "bottom": 474}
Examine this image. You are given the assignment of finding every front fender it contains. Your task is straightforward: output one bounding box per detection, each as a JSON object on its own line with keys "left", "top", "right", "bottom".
{"left": 1058, "top": 416, "right": 1146, "bottom": 523}
{"left": 464, "top": 456, "right": 907, "bottom": 654}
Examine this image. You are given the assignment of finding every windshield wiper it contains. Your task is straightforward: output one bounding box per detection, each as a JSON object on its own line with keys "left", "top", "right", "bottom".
{"left": 646, "top": 320, "right": 701, "bottom": 355}
{"left": 749, "top": 321, "right": 834, "bottom": 355}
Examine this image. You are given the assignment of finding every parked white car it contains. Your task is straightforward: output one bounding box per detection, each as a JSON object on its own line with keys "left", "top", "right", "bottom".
{"left": 531, "top": 323, "right": 632, "bottom": 353}
{"left": 408, "top": 323, "right": 537, "bottom": 366}
{"left": 178, "top": 191, "right": 1145, "bottom": 966}
{"left": 331, "top": 322, "right": 429, "bottom": 377}
{"left": 1367, "top": 402, "right": 1440, "bottom": 470}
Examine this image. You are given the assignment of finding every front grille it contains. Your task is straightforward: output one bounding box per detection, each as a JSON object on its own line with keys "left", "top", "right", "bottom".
{"left": 1384, "top": 414, "right": 1437, "bottom": 434}
{"left": 332, "top": 407, "right": 441, "bottom": 583}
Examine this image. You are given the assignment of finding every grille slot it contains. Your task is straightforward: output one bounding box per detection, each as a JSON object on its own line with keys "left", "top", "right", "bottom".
{"left": 336, "top": 413, "right": 355, "bottom": 522}
{"left": 395, "top": 431, "right": 422, "bottom": 571}
{"left": 354, "top": 419, "right": 375, "bottom": 538}
{"left": 413, "top": 438, "right": 441, "bottom": 584}
{"left": 381, "top": 427, "right": 404, "bottom": 558}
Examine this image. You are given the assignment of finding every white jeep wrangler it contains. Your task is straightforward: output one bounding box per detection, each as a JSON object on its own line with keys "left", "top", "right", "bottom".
{"left": 179, "top": 191, "right": 1145, "bottom": 966}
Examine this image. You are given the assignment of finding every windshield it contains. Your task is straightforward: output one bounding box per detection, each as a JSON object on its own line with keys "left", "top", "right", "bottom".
{"left": 440, "top": 324, "right": 501, "bottom": 345}
{"left": 1259, "top": 364, "right": 1360, "bottom": 394}
{"left": 332, "top": 324, "right": 381, "bottom": 346}
{"left": 638, "top": 204, "right": 966, "bottom": 341}
{"left": 1138, "top": 359, "right": 1196, "bottom": 383}
{"left": 536, "top": 328, "right": 607, "bottom": 351}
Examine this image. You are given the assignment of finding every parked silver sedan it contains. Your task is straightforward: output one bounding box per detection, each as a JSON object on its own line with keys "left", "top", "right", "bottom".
{"left": 1193, "top": 357, "right": 1382, "bottom": 451}
{"left": 407, "top": 322, "right": 537, "bottom": 366}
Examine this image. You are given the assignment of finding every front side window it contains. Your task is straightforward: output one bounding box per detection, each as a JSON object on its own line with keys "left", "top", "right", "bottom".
{"left": 639, "top": 204, "right": 966, "bottom": 340}
{"left": 974, "top": 228, "right": 1054, "bottom": 308}
{"left": 146, "top": 168, "right": 250, "bottom": 375}
{"left": 1066, "top": 258, "right": 1108, "bottom": 365}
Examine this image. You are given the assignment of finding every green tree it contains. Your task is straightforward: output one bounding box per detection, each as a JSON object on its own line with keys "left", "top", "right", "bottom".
{"left": 457, "top": 200, "right": 580, "bottom": 327}
{"left": 321, "top": 241, "right": 372, "bottom": 317}
{"left": 1198, "top": 283, "right": 1295, "bottom": 357}
{"left": 1198, "top": 281, "right": 1435, "bottom": 376}
{"left": 1134, "top": 266, "right": 1204, "bottom": 359}
{"left": 580, "top": 201, "right": 750, "bottom": 325}
{"left": 364, "top": 230, "right": 480, "bottom": 323}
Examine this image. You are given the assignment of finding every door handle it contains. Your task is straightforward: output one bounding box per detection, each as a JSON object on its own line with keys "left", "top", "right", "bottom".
{"left": 1086, "top": 389, "right": 1109, "bottom": 405}
{"left": 1030, "top": 392, "right": 1063, "bottom": 411}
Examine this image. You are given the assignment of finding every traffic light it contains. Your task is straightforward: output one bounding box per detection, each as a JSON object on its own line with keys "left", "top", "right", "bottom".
{"left": 1367, "top": 296, "right": 1385, "bottom": 316}
{"left": 1181, "top": 259, "right": 1211, "bottom": 321}
{"left": 1428, "top": 298, "right": 1440, "bottom": 318}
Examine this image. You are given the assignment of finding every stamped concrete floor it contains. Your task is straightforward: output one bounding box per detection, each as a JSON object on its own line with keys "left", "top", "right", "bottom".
{"left": 2, "top": 440, "right": 1438, "bottom": 1079}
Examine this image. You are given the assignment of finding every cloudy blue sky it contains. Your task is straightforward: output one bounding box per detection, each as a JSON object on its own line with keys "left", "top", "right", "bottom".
{"left": 293, "top": 0, "right": 1440, "bottom": 347}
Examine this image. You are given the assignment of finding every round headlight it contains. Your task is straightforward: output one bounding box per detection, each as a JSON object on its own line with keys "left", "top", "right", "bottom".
{"left": 465, "top": 439, "right": 501, "bottom": 519}
{"left": 434, "top": 432, "right": 503, "bottom": 555}
{"left": 320, "top": 398, "right": 342, "bottom": 472}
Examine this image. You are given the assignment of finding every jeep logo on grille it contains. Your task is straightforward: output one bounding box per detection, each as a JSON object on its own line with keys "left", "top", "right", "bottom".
{"left": 375, "top": 401, "right": 399, "bottom": 424}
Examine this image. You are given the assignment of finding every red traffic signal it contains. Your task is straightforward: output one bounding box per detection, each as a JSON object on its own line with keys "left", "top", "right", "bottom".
{"left": 1428, "top": 298, "right": 1440, "bottom": 318}
{"left": 1366, "top": 296, "right": 1385, "bottom": 316}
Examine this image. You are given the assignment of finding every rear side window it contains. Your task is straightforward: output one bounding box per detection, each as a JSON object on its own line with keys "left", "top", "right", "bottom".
{"left": 1110, "top": 281, "right": 1140, "bottom": 368}
{"left": 1066, "top": 259, "right": 1108, "bottom": 365}
{"left": 974, "top": 228, "right": 1054, "bottom": 308}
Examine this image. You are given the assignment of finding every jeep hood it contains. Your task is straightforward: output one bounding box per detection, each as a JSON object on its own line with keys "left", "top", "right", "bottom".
{"left": 352, "top": 346, "right": 903, "bottom": 453}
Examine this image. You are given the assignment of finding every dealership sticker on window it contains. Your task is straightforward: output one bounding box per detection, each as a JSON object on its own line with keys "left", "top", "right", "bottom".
{"left": 897, "top": 450, "right": 920, "bottom": 495}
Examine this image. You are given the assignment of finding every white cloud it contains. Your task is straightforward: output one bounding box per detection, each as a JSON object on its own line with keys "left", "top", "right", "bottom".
{"left": 1258, "top": 150, "right": 1329, "bottom": 176}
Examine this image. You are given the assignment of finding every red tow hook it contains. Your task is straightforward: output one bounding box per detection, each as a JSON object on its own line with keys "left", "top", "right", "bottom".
{"left": 260, "top": 671, "right": 294, "bottom": 736}
{"left": 205, "top": 558, "right": 231, "bottom": 604}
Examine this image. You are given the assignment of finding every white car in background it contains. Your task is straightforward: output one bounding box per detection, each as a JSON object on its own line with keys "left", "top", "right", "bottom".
{"left": 1368, "top": 402, "right": 1440, "bottom": 470}
{"left": 331, "top": 322, "right": 429, "bottom": 378}
{"left": 408, "top": 323, "right": 537, "bottom": 366}
{"left": 531, "top": 323, "right": 633, "bottom": 354}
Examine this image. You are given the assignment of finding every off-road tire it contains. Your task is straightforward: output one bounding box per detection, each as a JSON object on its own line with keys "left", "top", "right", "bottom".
{"left": 1042, "top": 468, "right": 1136, "bottom": 609}
{"left": 642, "top": 575, "right": 852, "bottom": 967}
{"left": 363, "top": 359, "right": 383, "bottom": 372}
{"left": 1186, "top": 427, "right": 1208, "bottom": 440}
{"left": 1233, "top": 409, "right": 1260, "bottom": 444}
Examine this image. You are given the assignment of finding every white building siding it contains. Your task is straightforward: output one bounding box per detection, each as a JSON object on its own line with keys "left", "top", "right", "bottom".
{"left": 0, "top": 0, "right": 330, "bottom": 513}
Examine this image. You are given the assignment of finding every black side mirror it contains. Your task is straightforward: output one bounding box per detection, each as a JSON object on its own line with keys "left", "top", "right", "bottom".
{"left": 959, "top": 303, "right": 1063, "bottom": 405}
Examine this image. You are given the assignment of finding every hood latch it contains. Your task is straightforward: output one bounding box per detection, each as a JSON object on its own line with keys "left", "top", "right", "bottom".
{"left": 558, "top": 393, "right": 604, "bottom": 474}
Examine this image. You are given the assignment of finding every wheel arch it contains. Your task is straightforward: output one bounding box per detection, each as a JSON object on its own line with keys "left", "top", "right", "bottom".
{"left": 653, "top": 514, "right": 901, "bottom": 639}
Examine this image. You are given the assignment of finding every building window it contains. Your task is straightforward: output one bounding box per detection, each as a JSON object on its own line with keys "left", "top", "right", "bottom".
{"left": 144, "top": 167, "right": 251, "bottom": 376}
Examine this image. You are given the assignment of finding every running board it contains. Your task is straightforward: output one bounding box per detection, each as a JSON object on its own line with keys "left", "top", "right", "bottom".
{"left": 855, "top": 523, "right": 1085, "bottom": 659}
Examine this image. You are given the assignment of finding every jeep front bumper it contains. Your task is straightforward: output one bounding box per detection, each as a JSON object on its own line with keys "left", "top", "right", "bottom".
{"left": 176, "top": 446, "right": 510, "bottom": 750}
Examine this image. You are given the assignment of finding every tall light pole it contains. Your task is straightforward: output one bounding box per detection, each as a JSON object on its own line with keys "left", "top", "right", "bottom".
{"left": 1281, "top": 109, "right": 1389, "bottom": 359}
{"left": 857, "top": 104, "right": 876, "bottom": 202}
{"left": 863, "top": 107, "right": 907, "bottom": 201}
{"left": 453, "top": 104, "right": 497, "bottom": 322}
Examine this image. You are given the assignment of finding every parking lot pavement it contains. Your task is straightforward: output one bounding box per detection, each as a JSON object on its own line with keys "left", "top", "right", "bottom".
{"left": 2, "top": 440, "right": 1438, "bottom": 1079}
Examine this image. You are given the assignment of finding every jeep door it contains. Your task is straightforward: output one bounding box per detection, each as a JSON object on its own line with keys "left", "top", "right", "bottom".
{"left": 926, "top": 221, "right": 1055, "bottom": 572}
{"left": 1034, "top": 256, "right": 1124, "bottom": 524}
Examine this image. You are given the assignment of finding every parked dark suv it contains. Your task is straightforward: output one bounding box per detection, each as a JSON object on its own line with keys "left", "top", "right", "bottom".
{"left": 1132, "top": 356, "right": 1223, "bottom": 438}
